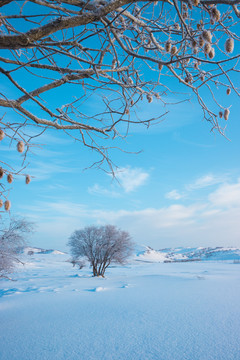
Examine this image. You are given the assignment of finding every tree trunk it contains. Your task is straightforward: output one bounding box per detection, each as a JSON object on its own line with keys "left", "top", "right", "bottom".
{"left": 92, "top": 262, "right": 97, "bottom": 277}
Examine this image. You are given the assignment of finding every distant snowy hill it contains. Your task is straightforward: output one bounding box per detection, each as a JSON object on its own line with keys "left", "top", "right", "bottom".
{"left": 21, "top": 247, "right": 66, "bottom": 255}
{"left": 135, "top": 246, "right": 240, "bottom": 263}
{"left": 20, "top": 245, "right": 240, "bottom": 263}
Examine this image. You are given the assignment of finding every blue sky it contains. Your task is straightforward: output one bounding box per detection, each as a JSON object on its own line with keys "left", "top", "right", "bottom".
{"left": 1, "top": 90, "right": 240, "bottom": 251}
{"left": 1, "top": 2, "right": 240, "bottom": 251}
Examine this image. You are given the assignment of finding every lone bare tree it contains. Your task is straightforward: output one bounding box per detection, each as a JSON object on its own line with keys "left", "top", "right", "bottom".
{"left": 0, "top": 217, "right": 34, "bottom": 280}
{"left": 68, "top": 225, "right": 134, "bottom": 276}
{"left": 0, "top": 0, "right": 240, "bottom": 204}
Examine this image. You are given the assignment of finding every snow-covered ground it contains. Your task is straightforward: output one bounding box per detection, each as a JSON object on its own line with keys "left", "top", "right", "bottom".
{"left": 1, "top": 250, "right": 240, "bottom": 360}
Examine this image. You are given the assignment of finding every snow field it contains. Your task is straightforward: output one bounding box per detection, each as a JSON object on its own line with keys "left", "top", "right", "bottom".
{"left": 0, "top": 253, "right": 240, "bottom": 360}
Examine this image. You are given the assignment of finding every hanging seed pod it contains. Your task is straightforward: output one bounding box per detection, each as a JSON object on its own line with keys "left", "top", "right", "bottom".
{"left": 202, "top": 30, "right": 212, "bottom": 43}
{"left": 171, "top": 45, "right": 178, "bottom": 56}
{"left": 219, "top": 111, "right": 223, "bottom": 118}
{"left": 0, "top": 168, "right": 4, "bottom": 179}
{"left": 224, "top": 108, "right": 230, "bottom": 120}
{"left": 188, "top": 0, "right": 193, "bottom": 10}
{"left": 146, "top": 94, "right": 153, "bottom": 103}
{"left": 204, "top": 43, "right": 211, "bottom": 55}
{"left": 191, "top": 39, "right": 197, "bottom": 48}
{"left": 17, "top": 140, "right": 24, "bottom": 153}
{"left": 197, "top": 23, "right": 201, "bottom": 30}
{"left": 128, "top": 77, "right": 133, "bottom": 85}
{"left": 210, "top": 18, "right": 215, "bottom": 25}
{"left": 4, "top": 200, "right": 11, "bottom": 211}
{"left": 182, "top": 12, "right": 188, "bottom": 19}
{"left": 112, "top": 58, "right": 116, "bottom": 68}
{"left": 199, "top": 36, "right": 205, "bottom": 48}
{"left": 25, "top": 175, "right": 31, "bottom": 184}
{"left": 226, "top": 88, "right": 231, "bottom": 95}
{"left": 193, "top": 0, "right": 199, "bottom": 6}
{"left": 7, "top": 174, "right": 13, "bottom": 184}
{"left": 165, "top": 40, "right": 172, "bottom": 53}
{"left": 174, "top": 23, "right": 180, "bottom": 30}
{"left": 183, "top": 3, "right": 187, "bottom": 10}
{"left": 193, "top": 47, "right": 199, "bottom": 55}
{"left": 0, "top": 129, "right": 5, "bottom": 141}
{"left": 208, "top": 47, "right": 215, "bottom": 59}
{"left": 131, "top": 99, "right": 134, "bottom": 106}
{"left": 211, "top": 7, "right": 221, "bottom": 22}
{"left": 215, "top": 9, "right": 221, "bottom": 21}
{"left": 200, "top": 74, "right": 205, "bottom": 81}
{"left": 125, "top": 108, "right": 130, "bottom": 115}
{"left": 158, "top": 63, "right": 163, "bottom": 71}
{"left": 225, "top": 38, "right": 234, "bottom": 53}
{"left": 0, "top": 199, "right": 3, "bottom": 208}
{"left": 175, "top": 61, "right": 179, "bottom": 68}
{"left": 194, "top": 62, "right": 199, "bottom": 70}
{"left": 185, "top": 73, "right": 193, "bottom": 84}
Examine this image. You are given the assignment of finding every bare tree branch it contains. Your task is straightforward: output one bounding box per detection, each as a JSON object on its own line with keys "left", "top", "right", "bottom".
{"left": 68, "top": 225, "right": 134, "bottom": 277}
{"left": 0, "top": 0, "right": 239, "bottom": 203}
{"left": 0, "top": 217, "right": 34, "bottom": 278}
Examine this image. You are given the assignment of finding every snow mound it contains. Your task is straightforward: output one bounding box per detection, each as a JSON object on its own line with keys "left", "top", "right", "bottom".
{"left": 86, "top": 287, "right": 108, "bottom": 292}
{"left": 95, "top": 287, "right": 107, "bottom": 292}
{"left": 136, "top": 248, "right": 171, "bottom": 262}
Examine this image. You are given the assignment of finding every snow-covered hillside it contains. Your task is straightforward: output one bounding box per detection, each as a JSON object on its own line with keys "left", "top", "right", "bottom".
{"left": 21, "top": 246, "right": 66, "bottom": 255}
{"left": 1, "top": 249, "right": 240, "bottom": 360}
{"left": 136, "top": 246, "right": 240, "bottom": 263}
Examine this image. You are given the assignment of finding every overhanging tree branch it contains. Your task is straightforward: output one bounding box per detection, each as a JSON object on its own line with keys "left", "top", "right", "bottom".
{"left": 0, "top": 0, "right": 239, "bottom": 204}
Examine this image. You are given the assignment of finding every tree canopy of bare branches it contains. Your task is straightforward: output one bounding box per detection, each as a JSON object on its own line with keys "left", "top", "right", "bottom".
{"left": 0, "top": 217, "right": 34, "bottom": 279}
{"left": 0, "top": 0, "right": 240, "bottom": 203}
{"left": 68, "top": 225, "right": 134, "bottom": 276}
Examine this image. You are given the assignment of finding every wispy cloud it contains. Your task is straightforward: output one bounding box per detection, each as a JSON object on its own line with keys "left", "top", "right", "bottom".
{"left": 22, "top": 177, "right": 240, "bottom": 250}
{"left": 165, "top": 189, "right": 184, "bottom": 200}
{"left": 28, "top": 160, "right": 78, "bottom": 181}
{"left": 114, "top": 166, "right": 149, "bottom": 193}
{"left": 173, "top": 132, "right": 215, "bottom": 148}
{"left": 88, "top": 166, "right": 150, "bottom": 197}
{"left": 88, "top": 184, "right": 121, "bottom": 198}
{"left": 187, "top": 173, "right": 228, "bottom": 190}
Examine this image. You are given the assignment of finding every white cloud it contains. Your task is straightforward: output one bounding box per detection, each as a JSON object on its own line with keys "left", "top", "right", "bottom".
{"left": 187, "top": 174, "right": 227, "bottom": 190}
{"left": 88, "top": 184, "right": 121, "bottom": 198}
{"left": 114, "top": 166, "right": 149, "bottom": 193}
{"left": 22, "top": 200, "right": 204, "bottom": 249}
{"left": 209, "top": 178, "right": 240, "bottom": 208}
{"left": 23, "top": 178, "right": 240, "bottom": 250}
{"left": 113, "top": 204, "right": 201, "bottom": 229}
{"left": 22, "top": 200, "right": 87, "bottom": 218}
{"left": 165, "top": 189, "right": 184, "bottom": 200}
{"left": 28, "top": 160, "right": 77, "bottom": 181}
{"left": 88, "top": 166, "right": 149, "bottom": 197}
